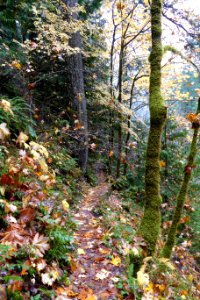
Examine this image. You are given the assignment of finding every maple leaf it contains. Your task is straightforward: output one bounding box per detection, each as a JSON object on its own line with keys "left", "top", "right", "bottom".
{"left": 0, "top": 224, "right": 28, "bottom": 246}
{"left": 186, "top": 113, "right": 196, "bottom": 123}
{"left": 0, "top": 100, "right": 14, "bottom": 115}
{"left": 158, "top": 258, "right": 175, "bottom": 270}
{"left": 41, "top": 272, "right": 54, "bottom": 286}
{"left": 137, "top": 270, "right": 149, "bottom": 288}
{"left": 62, "top": 200, "right": 69, "bottom": 211}
{"left": 111, "top": 255, "right": 121, "bottom": 266}
{"left": 30, "top": 141, "right": 49, "bottom": 158}
{"left": 95, "top": 269, "right": 110, "bottom": 280}
{"left": 38, "top": 158, "right": 48, "bottom": 173}
{"left": 116, "top": 1, "right": 125, "bottom": 10}
{"left": 16, "top": 132, "right": 29, "bottom": 147}
{"left": 74, "top": 119, "right": 82, "bottom": 130}
{"left": 5, "top": 215, "right": 17, "bottom": 223}
{"left": 31, "top": 233, "right": 50, "bottom": 257}
{"left": 108, "top": 150, "right": 113, "bottom": 158}
{"left": 28, "top": 82, "right": 36, "bottom": 90}
{"left": 0, "top": 123, "right": 10, "bottom": 140}
{"left": 41, "top": 264, "right": 61, "bottom": 286}
{"left": 77, "top": 248, "right": 85, "bottom": 255}
{"left": 11, "top": 60, "right": 21, "bottom": 70}
{"left": 90, "top": 143, "right": 97, "bottom": 150}
{"left": 36, "top": 258, "right": 47, "bottom": 272}
{"left": 19, "top": 207, "right": 36, "bottom": 224}
{"left": 0, "top": 199, "right": 17, "bottom": 213}
{"left": 159, "top": 160, "right": 166, "bottom": 168}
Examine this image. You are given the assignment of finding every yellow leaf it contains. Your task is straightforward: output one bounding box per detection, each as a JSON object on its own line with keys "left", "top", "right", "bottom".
{"left": 0, "top": 186, "right": 5, "bottom": 196}
{"left": 143, "top": 0, "right": 149, "bottom": 6}
{"left": 0, "top": 100, "right": 14, "bottom": 115}
{"left": 111, "top": 255, "right": 121, "bottom": 266}
{"left": 108, "top": 150, "right": 113, "bottom": 157}
{"left": 16, "top": 132, "right": 29, "bottom": 147}
{"left": 137, "top": 270, "right": 149, "bottom": 287}
{"left": 144, "top": 282, "right": 154, "bottom": 292}
{"left": 188, "top": 274, "right": 193, "bottom": 282}
{"left": 38, "top": 158, "right": 48, "bottom": 173}
{"left": 155, "top": 283, "right": 166, "bottom": 292}
{"left": 62, "top": 200, "right": 69, "bottom": 211}
{"left": 77, "top": 248, "right": 85, "bottom": 255}
{"left": 158, "top": 258, "right": 175, "bottom": 270}
{"left": 159, "top": 160, "right": 166, "bottom": 168}
{"left": 11, "top": 61, "right": 21, "bottom": 70}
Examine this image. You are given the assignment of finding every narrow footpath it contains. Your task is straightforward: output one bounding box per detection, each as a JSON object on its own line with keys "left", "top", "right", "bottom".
{"left": 56, "top": 183, "right": 125, "bottom": 300}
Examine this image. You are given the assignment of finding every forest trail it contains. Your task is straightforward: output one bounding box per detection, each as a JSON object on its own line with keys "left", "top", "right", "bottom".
{"left": 60, "top": 182, "right": 125, "bottom": 300}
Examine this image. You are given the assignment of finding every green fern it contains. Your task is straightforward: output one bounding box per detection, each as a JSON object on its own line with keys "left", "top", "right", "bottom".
{"left": 0, "top": 96, "right": 36, "bottom": 137}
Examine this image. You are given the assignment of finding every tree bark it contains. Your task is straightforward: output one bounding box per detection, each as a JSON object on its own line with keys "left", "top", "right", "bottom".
{"left": 138, "top": 0, "right": 167, "bottom": 255}
{"left": 63, "top": 0, "right": 88, "bottom": 172}
{"left": 162, "top": 97, "right": 200, "bottom": 258}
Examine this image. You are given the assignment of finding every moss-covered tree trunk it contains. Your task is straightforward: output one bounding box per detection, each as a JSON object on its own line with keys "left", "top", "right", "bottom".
{"left": 138, "top": 0, "right": 167, "bottom": 255}
{"left": 162, "top": 97, "right": 200, "bottom": 258}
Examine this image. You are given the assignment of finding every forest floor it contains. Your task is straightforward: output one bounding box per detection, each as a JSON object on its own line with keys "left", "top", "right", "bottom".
{"left": 56, "top": 181, "right": 127, "bottom": 299}
{"left": 55, "top": 174, "right": 200, "bottom": 300}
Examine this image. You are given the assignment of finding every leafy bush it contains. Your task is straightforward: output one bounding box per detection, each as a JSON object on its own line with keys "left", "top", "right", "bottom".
{"left": 0, "top": 97, "right": 36, "bottom": 137}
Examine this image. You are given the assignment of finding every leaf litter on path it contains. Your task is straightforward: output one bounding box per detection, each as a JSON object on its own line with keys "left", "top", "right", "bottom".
{"left": 59, "top": 183, "right": 124, "bottom": 300}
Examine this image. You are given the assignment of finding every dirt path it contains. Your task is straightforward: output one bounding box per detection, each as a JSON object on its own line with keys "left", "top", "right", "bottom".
{"left": 64, "top": 183, "right": 124, "bottom": 300}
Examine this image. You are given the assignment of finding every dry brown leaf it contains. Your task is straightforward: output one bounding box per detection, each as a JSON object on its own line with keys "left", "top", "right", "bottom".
{"left": 16, "top": 132, "right": 29, "bottom": 147}
{"left": 31, "top": 233, "right": 50, "bottom": 257}
{"left": 0, "top": 223, "right": 28, "bottom": 246}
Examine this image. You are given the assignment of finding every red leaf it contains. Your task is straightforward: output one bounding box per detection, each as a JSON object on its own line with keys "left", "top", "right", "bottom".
{"left": 19, "top": 207, "right": 36, "bottom": 224}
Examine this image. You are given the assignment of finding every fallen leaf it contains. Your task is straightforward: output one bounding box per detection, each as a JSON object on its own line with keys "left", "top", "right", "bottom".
{"left": 31, "top": 233, "right": 50, "bottom": 257}
{"left": 0, "top": 123, "right": 10, "bottom": 140}
{"left": 0, "top": 100, "right": 13, "bottom": 115}
{"left": 137, "top": 270, "right": 149, "bottom": 288}
{"left": 62, "top": 200, "right": 69, "bottom": 211}
{"left": 111, "top": 255, "right": 121, "bottom": 266}
{"left": 158, "top": 258, "right": 175, "bottom": 270}
{"left": 16, "top": 132, "right": 29, "bottom": 147}
{"left": 95, "top": 269, "right": 110, "bottom": 280}
{"left": 77, "top": 248, "right": 85, "bottom": 255}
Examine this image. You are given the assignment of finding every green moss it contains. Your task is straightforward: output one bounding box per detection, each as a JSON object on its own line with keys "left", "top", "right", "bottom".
{"left": 162, "top": 98, "right": 200, "bottom": 258}
{"left": 138, "top": 0, "right": 167, "bottom": 255}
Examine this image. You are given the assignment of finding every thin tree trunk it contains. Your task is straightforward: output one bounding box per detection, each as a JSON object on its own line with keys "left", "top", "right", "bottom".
{"left": 63, "top": 0, "right": 88, "bottom": 172}
{"left": 124, "top": 75, "right": 137, "bottom": 175}
{"left": 138, "top": 0, "right": 167, "bottom": 255}
{"left": 116, "top": 42, "right": 124, "bottom": 177}
{"left": 162, "top": 97, "right": 200, "bottom": 258}
{"left": 108, "top": 21, "right": 116, "bottom": 175}
{"left": 116, "top": 6, "right": 125, "bottom": 178}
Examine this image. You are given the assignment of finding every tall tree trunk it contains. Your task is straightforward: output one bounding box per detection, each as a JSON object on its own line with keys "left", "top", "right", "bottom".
{"left": 116, "top": 6, "right": 125, "bottom": 178}
{"left": 162, "top": 97, "right": 200, "bottom": 258}
{"left": 108, "top": 21, "right": 116, "bottom": 175}
{"left": 138, "top": 0, "right": 167, "bottom": 255}
{"left": 116, "top": 42, "right": 124, "bottom": 177}
{"left": 64, "top": 0, "right": 88, "bottom": 173}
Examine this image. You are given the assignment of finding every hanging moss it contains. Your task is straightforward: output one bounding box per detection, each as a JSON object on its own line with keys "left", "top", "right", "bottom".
{"left": 137, "top": 0, "right": 167, "bottom": 256}
{"left": 162, "top": 98, "right": 200, "bottom": 258}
